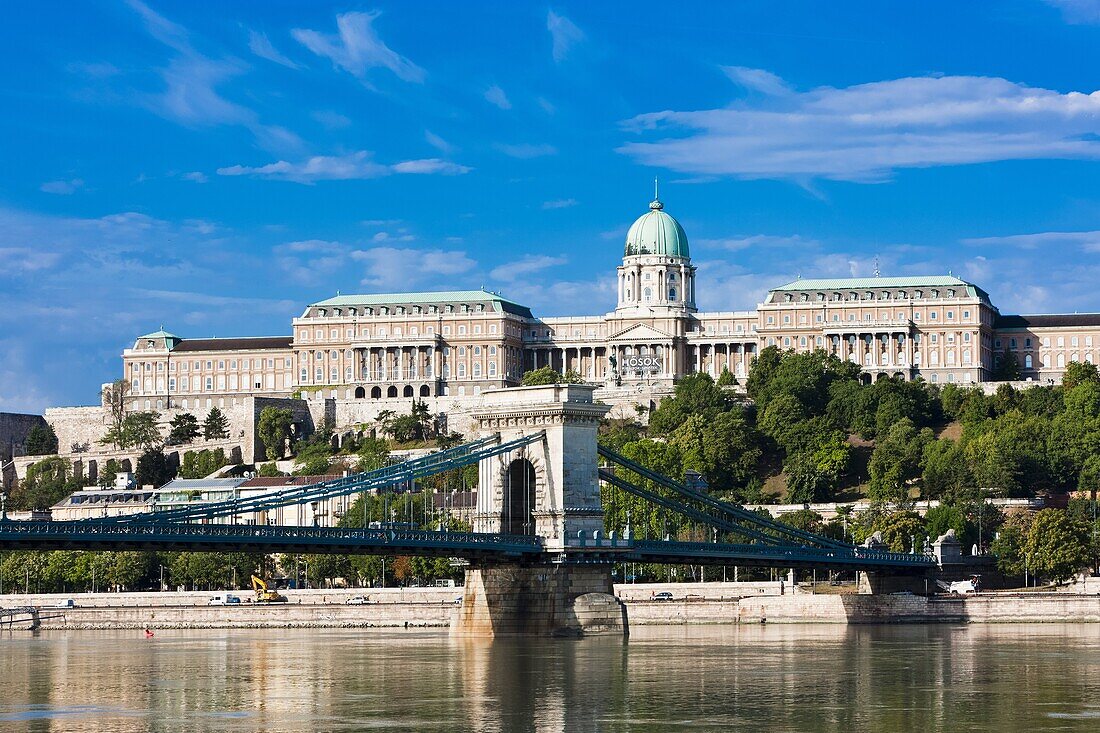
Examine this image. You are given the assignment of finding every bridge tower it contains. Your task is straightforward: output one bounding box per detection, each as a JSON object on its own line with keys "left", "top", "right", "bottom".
{"left": 454, "top": 384, "right": 628, "bottom": 637}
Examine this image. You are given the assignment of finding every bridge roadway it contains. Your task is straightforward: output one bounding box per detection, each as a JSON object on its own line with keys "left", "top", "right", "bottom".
{"left": 0, "top": 520, "right": 936, "bottom": 573}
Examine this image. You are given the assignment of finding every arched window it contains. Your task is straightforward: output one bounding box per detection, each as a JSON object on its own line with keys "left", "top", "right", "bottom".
{"left": 1058, "top": 353, "right": 1066, "bottom": 368}
{"left": 1025, "top": 354, "right": 1033, "bottom": 369}
{"left": 669, "top": 288, "right": 677, "bottom": 301}
{"left": 643, "top": 287, "right": 652, "bottom": 301}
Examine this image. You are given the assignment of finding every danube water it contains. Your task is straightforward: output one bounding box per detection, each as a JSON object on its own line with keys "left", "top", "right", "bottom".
{"left": 4, "top": 625, "right": 1100, "bottom": 732}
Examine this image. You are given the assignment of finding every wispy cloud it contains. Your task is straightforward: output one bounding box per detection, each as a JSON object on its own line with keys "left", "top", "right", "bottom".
{"left": 620, "top": 71, "right": 1100, "bottom": 183}
{"left": 311, "top": 110, "right": 352, "bottom": 129}
{"left": 352, "top": 247, "right": 476, "bottom": 287}
{"left": 182, "top": 171, "right": 207, "bottom": 183}
{"left": 490, "top": 255, "right": 567, "bottom": 281}
{"left": 217, "top": 151, "right": 470, "bottom": 183}
{"left": 695, "top": 234, "right": 815, "bottom": 251}
{"left": 248, "top": 29, "right": 300, "bottom": 69}
{"left": 1045, "top": 0, "right": 1100, "bottom": 24}
{"left": 495, "top": 143, "right": 557, "bottom": 159}
{"left": 547, "top": 10, "right": 584, "bottom": 63}
{"left": 425, "top": 130, "right": 453, "bottom": 153}
{"left": 542, "top": 198, "right": 577, "bottom": 209}
{"left": 721, "top": 66, "right": 790, "bottom": 96}
{"left": 962, "top": 229, "right": 1100, "bottom": 251}
{"left": 391, "top": 158, "right": 471, "bottom": 175}
{"left": 484, "top": 85, "right": 511, "bottom": 110}
{"left": 40, "top": 179, "right": 84, "bottom": 195}
{"left": 292, "top": 11, "right": 425, "bottom": 86}
{"left": 126, "top": 0, "right": 300, "bottom": 153}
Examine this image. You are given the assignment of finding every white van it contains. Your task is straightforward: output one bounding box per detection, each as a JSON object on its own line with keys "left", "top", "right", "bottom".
{"left": 207, "top": 594, "right": 241, "bottom": 606}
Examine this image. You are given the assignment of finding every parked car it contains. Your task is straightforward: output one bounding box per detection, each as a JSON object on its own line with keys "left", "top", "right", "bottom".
{"left": 53, "top": 599, "right": 76, "bottom": 609}
{"left": 652, "top": 591, "right": 674, "bottom": 601}
{"left": 346, "top": 596, "right": 370, "bottom": 605}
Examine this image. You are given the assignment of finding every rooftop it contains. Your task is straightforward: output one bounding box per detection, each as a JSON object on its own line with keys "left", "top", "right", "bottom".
{"left": 771, "top": 275, "right": 973, "bottom": 291}
{"left": 172, "top": 336, "right": 293, "bottom": 353}
{"left": 309, "top": 289, "right": 532, "bottom": 318}
{"left": 995, "top": 314, "right": 1100, "bottom": 329}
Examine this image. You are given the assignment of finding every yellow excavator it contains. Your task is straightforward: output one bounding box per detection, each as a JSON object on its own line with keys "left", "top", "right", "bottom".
{"left": 251, "top": 575, "right": 288, "bottom": 603}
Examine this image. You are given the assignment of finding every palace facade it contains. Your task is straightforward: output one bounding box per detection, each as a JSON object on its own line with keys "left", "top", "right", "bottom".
{"left": 122, "top": 192, "right": 1100, "bottom": 415}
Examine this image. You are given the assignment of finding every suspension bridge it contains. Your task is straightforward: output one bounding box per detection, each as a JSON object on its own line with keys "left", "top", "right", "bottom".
{"left": 0, "top": 384, "right": 934, "bottom": 635}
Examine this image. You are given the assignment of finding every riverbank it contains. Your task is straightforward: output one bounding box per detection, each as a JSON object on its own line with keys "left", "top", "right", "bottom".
{"left": 5, "top": 583, "right": 1100, "bottom": 629}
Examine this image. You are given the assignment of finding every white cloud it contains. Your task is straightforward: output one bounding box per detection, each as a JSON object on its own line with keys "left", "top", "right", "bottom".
{"left": 619, "top": 72, "right": 1100, "bottom": 182}
{"left": 126, "top": 0, "right": 301, "bottom": 153}
{"left": 311, "top": 110, "right": 352, "bottom": 129}
{"left": 542, "top": 198, "right": 578, "bottom": 209}
{"left": 484, "top": 85, "right": 512, "bottom": 110}
{"left": 721, "top": 66, "right": 790, "bottom": 96}
{"left": 695, "top": 234, "right": 815, "bottom": 251}
{"left": 218, "top": 152, "right": 469, "bottom": 183}
{"left": 248, "top": 29, "right": 300, "bottom": 69}
{"left": 962, "top": 230, "right": 1100, "bottom": 251}
{"left": 218, "top": 152, "right": 390, "bottom": 183}
{"left": 292, "top": 11, "right": 425, "bottom": 86}
{"left": 495, "top": 143, "right": 557, "bottom": 159}
{"left": 547, "top": 10, "right": 584, "bottom": 63}
{"left": 537, "top": 96, "right": 556, "bottom": 114}
{"left": 392, "top": 158, "right": 471, "bottom": 175}
{"left": 490, "top": 255, "right": 567, "bottom": 282}
{"left": 40, "top": 179, "right": 84, "bottom": 195}
{"left": 1045, "top": 0, "right": 1100, "bottom": 24}
{"left": 182, "top": 171, "right": 208, "bottom": 183}
{"left": 425, "top": 130, "right": 453, "bottom": 153}
{"left": 351, "top": 247, "right": 476, "bottom": 287}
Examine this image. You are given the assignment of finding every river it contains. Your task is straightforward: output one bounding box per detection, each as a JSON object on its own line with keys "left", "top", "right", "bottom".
{"left": 3, "top": 625, "right": 1100, "bottom": 731}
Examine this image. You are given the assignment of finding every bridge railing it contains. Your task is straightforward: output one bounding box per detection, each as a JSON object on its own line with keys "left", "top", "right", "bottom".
{"left": 0, "top": 519, "right": 545, "bottom": 553}
{"left": 631, "top": 539, "right": 936, "bottom": 567}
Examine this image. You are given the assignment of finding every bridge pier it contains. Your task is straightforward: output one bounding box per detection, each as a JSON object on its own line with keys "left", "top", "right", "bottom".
{"left": 452, "top": 564, "right": 627, "bottom": 637}
{"left": 858, "top": 572, "right": 930, "bottom": 595}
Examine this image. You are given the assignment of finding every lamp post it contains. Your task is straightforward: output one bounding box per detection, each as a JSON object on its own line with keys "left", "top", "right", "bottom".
{"left": 159, "top": 564, "right": 165, "bottom": 591}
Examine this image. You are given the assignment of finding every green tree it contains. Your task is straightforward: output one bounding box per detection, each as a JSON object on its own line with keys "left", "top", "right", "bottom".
{"left": 784, "top": 435, "right": 852, "bottom": 504}
{"left": 563, "top": 369, "right": 585, "bottom": 384}
{"left": 921, "top": 439, "right": 973, "bottom": 499}
{"left": 135, "top": 448, "right": 173, "bottom": 487}
{"left": 178, "top": 449, "right": 228, "bottom": 479}
{"left": 867, "top": 419, "right": 933, "bottom": 503}
{"left": 168, "top": 412, "right": 201, "bottom": 444}
{"left": 648, "top": 373, "right": 735, "bottom": 435}
{"left": 356, "top": 437, "right": 390, "bottom": 473}
{"left": 257, "top": 462, "right": 284, "bottom": 477}
{"left": 716, "top": 367, "right": 737, "bottom": 387}
{"left": 924, "top": 504, "right": 968, "bottom": 545}
{"left": 11, "top": 457, "right": 78, "bottom": 511}
{"left": 24, "top": 422, "right": 59, "bottom": 455}
{"left": 97, "top": 458, "right": 123, "bottom": 488}
{"left": 101, "top": 378, "right": 130, "bottom": 449}
{"left": 670, "top": 411, "right": 762, "bottom": 497}
{"left": 294, "top": 442, "right": 335, "bottom": 476}
{"left": 1024, "top": 509, "right": 1090, "bottom": 583}
{"left": 992, "top": 509, "right": 1034, "bottom": 576}
{"left": 779, "top": 508, "right": 824, "bottom": 534}
{"left": 258, "top": 407, "right": 293, "bottom": 460}
{"left": 874, "top": 510, "right": 928, "bottom": 553}
{"left": 203, "top": 406, "right": 230, "bottom": 440}
{"left": 521, "top": 366, "right": 562, "bottom": 386}
{"left": 1063, "top": 360, "right": 1100, "bottom": 391}
{"left": 1079, "top": 455, "right": 1100, "bottom": 500}
{"left": 992, "top": 347, "right": 1021, "bottom": 381}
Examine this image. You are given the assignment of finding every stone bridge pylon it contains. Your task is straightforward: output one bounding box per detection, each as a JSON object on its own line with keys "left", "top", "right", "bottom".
{"left": 453, "top": 384, "right": 628, "bottom": 637}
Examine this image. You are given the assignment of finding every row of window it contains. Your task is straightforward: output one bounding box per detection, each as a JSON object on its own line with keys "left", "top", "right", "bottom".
{"left": 297, "top": 323, "right": 506, "bottom": 342}
{"left": 129, "top": 358, "right": 290, "bottom": 374}
{"left": 995, "top": 335, "right": 1096, "bottom": 349}
{"left": 766, "top": 309, "right": 973, "bottom": 326}
{"left": 314, "top": 302, "right": 492, "bottom": 318}
{"left": 781, "top": 288, "right": 964, "bottom": 303}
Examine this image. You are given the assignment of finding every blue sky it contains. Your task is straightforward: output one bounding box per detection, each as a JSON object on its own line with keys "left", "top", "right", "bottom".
{"left": 5, "top": 0, "right": 1100, "bottom": 411}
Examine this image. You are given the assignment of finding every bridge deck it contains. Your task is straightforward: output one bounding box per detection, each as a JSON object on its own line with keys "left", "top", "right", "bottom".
{"left": 0, "top": 521, "right": 936, "bottom": 572}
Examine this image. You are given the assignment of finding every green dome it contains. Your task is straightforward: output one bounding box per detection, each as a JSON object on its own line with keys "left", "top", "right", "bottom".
{"left": 624, "top": 199, "right": 689, "bottom": 258}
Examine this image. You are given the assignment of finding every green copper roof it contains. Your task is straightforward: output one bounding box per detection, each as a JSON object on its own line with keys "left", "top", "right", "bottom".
{"left": 137, "top": 328, "right": 178, "bottom": 340}
{"left": 772, "top": 276, "right": 972, "bottom": 291}
{"left": 624, "top": 199, "right": 689, "bottom": 258}
{"left": 769, "top": 275, "right": 991, "bottom": 303}
{"left": 310, "top": 290, "right": 533, "bottom": 318}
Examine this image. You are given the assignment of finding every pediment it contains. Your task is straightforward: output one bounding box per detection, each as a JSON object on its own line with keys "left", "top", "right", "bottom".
{"left": 608, "top": 322, "right": 673, "bottom": 342}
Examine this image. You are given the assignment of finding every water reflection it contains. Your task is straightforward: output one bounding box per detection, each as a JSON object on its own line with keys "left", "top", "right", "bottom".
{"left": 3, "top": 625, "right": 1100, "bottom": 732}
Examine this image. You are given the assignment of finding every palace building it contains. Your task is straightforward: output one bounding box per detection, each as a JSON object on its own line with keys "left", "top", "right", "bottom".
{"left": 121, "top": 191, "right": 1100, "bottom": 419}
